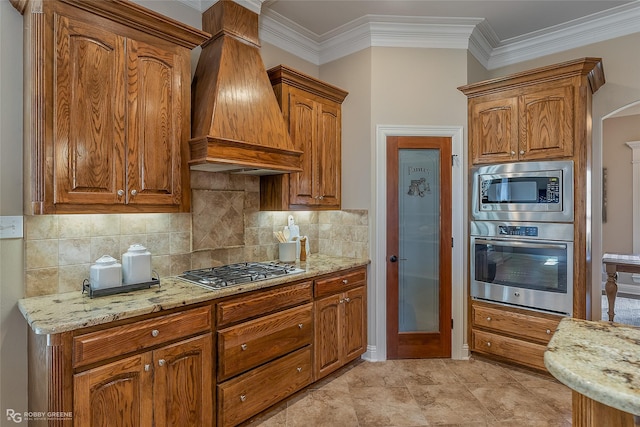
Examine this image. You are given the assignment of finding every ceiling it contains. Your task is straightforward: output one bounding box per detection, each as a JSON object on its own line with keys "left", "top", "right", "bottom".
{"left": 261, "top": 0, "right": 632, "bottom": 40}
{"left": 186, "top": 0, "right": 640, "bottom": 68}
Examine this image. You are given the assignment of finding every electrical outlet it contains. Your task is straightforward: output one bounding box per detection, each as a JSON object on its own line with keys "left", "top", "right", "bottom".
{"left": 0, "top": 216, "right": 24, "bottom": 239}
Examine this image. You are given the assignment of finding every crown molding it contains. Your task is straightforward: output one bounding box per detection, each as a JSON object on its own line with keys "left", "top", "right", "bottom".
{"left": 180, "top": 0, "right": 640, "bottom": 69}
{"left": 486, "top": 1, "right": 640, "bottom": 69}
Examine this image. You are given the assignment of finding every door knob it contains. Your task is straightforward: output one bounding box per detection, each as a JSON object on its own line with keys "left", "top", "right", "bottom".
{"left": 390, "top": 255, "right": 398, "bottom": 262}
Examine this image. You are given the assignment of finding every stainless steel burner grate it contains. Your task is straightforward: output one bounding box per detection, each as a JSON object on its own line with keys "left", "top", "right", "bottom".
{"left": 178, "top": 262, "right": 304, "bottom": 290}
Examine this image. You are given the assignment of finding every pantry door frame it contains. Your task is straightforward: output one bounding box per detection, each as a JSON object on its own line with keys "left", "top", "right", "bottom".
{"left": 373, "top": 125, "right": 466, "bottom": 361}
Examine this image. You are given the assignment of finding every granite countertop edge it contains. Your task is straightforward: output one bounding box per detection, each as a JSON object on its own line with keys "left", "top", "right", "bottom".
{"left": 544, "top": 317, "right": 640, "bottom": 416}
{"left": 19, "top": 254, "right": 370, "bottom": 335}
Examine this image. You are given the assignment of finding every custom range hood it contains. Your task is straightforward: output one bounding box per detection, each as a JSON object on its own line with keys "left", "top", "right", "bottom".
{"left": 189, "top": 0, "right": 302, "bottom": 175}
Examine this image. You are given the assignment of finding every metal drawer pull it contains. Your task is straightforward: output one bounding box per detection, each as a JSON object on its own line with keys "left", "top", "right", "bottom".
{"left": 144, "top": 364, "right": 151, "bottom": 372}
{"left": 151, "top": 329, "right": 159, "bottom": 337}
{"left": 344, "top": 297, "right": 350, "bottom": 303}
{"left": 130, "top": 189, "right": 138, "bottom": 196}
{"left": 546, "top": 329, "right": 551, "bottom": 334}
{"left": 342, "top": 279, "right": 348, "bottom": 284}
{"left": 298, "top": 323, "right": 303, "bottom": 329}
{"left": 520, "top": 150, "right": 525, "bottom": 155}
{"left": 339, "top": 299, "right": 344, "bottom": 304}
{"left": 117, "top": 189, "right": 125, "bottom": 197}
{"left": 240, "top": 395, "right": 246, "bottom": 402}
{"left": 241, "top": 344, "right": 247, "bottom": 351}
{"left": 486, "top": 342, "right": 491, "bottom": 347}
{"left": 158, "top": 359, "right": 165, "bottom": 367}
{"left": 297, "top": 367, "right": 302, "bottom": 372}
{"left": 486, "top": 317, "right": 491, "bottom": 321}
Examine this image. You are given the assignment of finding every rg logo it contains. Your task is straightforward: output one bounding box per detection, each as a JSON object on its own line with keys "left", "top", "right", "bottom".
{"left": 6, "top": 409, "right": 22, "bottom": 423}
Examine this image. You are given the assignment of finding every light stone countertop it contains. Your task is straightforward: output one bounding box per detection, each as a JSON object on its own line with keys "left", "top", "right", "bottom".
{"left": 544, "top": 317, "right": 640, "bottom": 415}
{"left": 18, "top": 254, "right": 370, "bottom": 335}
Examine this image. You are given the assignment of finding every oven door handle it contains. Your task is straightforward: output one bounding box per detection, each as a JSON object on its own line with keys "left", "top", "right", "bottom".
{"left": 474, "top": 238, "right": 567, "bottom": 250}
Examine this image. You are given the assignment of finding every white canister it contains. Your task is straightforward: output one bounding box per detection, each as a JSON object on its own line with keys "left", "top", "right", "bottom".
{"left": 90, "top": 255, "right": 122, "bottom": 289}
{"left": 122, "top": 244, "right": 152, "bottom": 285}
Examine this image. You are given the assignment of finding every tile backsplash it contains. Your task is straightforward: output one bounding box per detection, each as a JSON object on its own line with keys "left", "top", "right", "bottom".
{"left": 24, "top": 173, "right": 369, "bottom": 297}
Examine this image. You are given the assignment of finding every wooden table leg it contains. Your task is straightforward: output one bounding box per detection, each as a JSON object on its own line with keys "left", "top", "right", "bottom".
{"left": 605, "top": 264, "right": 618, "bottom": 322}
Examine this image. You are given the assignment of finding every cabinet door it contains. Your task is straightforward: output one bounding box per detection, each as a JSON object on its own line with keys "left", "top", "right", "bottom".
{"left": 73, "top": 353, "right": 153, "bottom": 427}
{"left": 519, "top": 83, "right": 574, "bottom": 160}
{"left": 153, "top": 334, "right": 213, "bottom": 427}
{"left": 469, "top": 96, "right": 518, "bottom": 164}
{"left": 54, "top": 15, "right": 126, "bottom": 205}
{"left": 314, "top": 293, "right": 342, "bottom": 379}
{"left": 288, "top": 89, "right": 317, "bottom": 206}
{"left": 343, "top": 286, "right": 367, "bottom": 362}
{"left": 316, "top": 100, "right": 341, "bottom": 208}
{"left": 126, "top": 38, "right": 183, "bottom": 206}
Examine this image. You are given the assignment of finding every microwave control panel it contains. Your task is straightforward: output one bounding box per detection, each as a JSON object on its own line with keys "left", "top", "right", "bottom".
{"left": 498, "top": 225, "right": 539, "bottom": 237}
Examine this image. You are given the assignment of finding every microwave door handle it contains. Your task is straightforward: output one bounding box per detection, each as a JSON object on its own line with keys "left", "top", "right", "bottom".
{"left": 475, "top": 239, "right": 566, "bottom": 250}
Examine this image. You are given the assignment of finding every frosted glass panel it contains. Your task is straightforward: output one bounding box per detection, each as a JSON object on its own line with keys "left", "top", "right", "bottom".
{"left": 398, "top": 149, "right": 440, "bottom": 333}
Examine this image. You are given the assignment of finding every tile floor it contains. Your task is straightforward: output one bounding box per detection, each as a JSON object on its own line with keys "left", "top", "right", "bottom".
{"left": 244, "top": 357, "right": 572, "bottom": 427}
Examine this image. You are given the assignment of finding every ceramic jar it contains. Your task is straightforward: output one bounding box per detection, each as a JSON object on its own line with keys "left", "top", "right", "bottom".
{"left": 122, "top": 244, "right": 152, "bottom": 285}
{"left": 90, "top": 255, "right": 122, "bottom": 289}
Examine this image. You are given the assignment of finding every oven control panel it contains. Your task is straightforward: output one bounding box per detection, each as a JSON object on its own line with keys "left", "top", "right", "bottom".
{"left": 498, "top": 225, "right": 539, "bottom": 236}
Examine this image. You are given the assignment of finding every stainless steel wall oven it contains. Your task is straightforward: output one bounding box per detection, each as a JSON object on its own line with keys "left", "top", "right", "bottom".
{"left": 470, "top": 221, "right": 573, "bottom": 315}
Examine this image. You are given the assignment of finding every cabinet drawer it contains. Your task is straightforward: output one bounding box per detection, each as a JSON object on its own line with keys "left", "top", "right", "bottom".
{"left": 73, "top": 305, "right": 212, "bottom": 368}
{"left": 217, "top": 281, "right": 312, "bottom": 327}
{"left": 217, "top": 346, "right": 312, "bottom": 427}
{"left": 314, "top": 267, "right": 366, "bottom": 298}
{"left": 218, "top": 303, "right": 312, "bottom": 381}
{"left": 472, "top": 329, "right": 547, "bottom": 370}
{"left": 472, "top": 303, "right": 561, "bottom": 343}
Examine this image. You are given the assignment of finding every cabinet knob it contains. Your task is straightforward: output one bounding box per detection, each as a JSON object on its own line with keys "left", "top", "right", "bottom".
{"left": 241, "top": 344, "right": 247, "bottom": 351}
{"left": 158, "top": 359, "right": 165, "bottom": 367}
{"left": 144, "top": 364, "right": 151, "bottom": 372}
{"left": 486, "top": 317, "right": 491, "bottom": 321}
{"left": 339, "top": 299, "right": 344, "bottom": 304}
{"left": 240, "top": 394, "right": 247, "bottom": 402}
{"left": 298, "top": 323, "right": 303, "bottom": 329}
{"left": 318, "top": 195, "right": 324, "bottom": 200}
{"left": 297, "top": 367, "right": 302, "bottom": 373}
{"left": 130, "top": 189, "right": 138, "bottom": 196}
{"left": 342, "top": 279, "right": 348, "bottom": 284}
{"left": 151, "top": 329, "right": 159, "bottom": 337}
{"left": 520, "top": 150, "right": 525, "bottom": 155}
{"left": 546, "top": 329, "right": 551, "bottom": 335}
{"left": 344, "top": 297, "right": 351, "bottom": 303}
{"left": 511, "top": 151, "right": 516, "bottom": 156}
{"left": 117, "top": 189, "right": 125, "bottom": 197}
{"left": 486, "top": 342, "right": 491, "bottom": 347}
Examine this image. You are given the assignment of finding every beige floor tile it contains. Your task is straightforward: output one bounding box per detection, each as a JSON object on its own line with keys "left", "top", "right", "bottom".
{"left": 466, "top": 382, "right": 564, "bottom": 423}
{"left": 285, "top": 389, "right": 360, "bottom": 426}
{"left": 342, "top": 360, "right": 407, "bottom": 388}
{"left": 349, "top": 386, "right": 428, "bottom": 426}
{"left": 444, "top": 358, "right": 519, "bottom": 384}
{"left": 394, "top": 358, "right": 461, "bottom": 386}
{"left": 407, "top": 383, "right": 497, "bottom": 425}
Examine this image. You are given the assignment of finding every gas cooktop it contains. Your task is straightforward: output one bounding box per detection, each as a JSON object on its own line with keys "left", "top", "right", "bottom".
{"left": 178, "top": 262, "right": 305, "bottom": 290}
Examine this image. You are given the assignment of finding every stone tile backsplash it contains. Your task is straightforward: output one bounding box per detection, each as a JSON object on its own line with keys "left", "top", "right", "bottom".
{"left": 24, "top": 173, "right": 370, "bottom": 297}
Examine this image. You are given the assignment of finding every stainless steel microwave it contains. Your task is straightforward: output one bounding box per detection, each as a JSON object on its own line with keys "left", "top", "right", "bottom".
{"left": 471, "top": 160, "right": 574, "bottom": 222}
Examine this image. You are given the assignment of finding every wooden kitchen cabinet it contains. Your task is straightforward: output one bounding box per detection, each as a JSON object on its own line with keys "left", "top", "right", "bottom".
{"left": 470, "top": 300, "right": 561, "bottom": 371}
{"left": 260, "top": 65, "right": 348, "bottom": 210}
{"left": 13, "top": 0, "right": 208, "bottom": 214}
{"left": 467, "top": 80, "right": 574, "bottom": 164}
{"left": 314, "top": 267, "right": 367, "bottom": 380}
{"left": 74, "top": 333, "right": 213, "bottom": 427}
{"left": 460, "top": 58, "right": 602, "bottom": 165}
{"left": 216, "top": 281, "right": 313, "bottom": 426}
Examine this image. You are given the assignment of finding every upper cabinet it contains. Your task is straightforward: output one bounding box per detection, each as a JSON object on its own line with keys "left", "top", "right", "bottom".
{"left": 459, "top": 58, "right": 605, "bottom": 165}
{"left": 260, "top": 66, "right": 348, "bottom": 211}
{"left": 13, "top": 0, "right": 209, "bottom": 214}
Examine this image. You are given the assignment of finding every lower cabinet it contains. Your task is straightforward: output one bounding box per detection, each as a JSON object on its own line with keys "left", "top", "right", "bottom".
{"left": 74, "top": 333, "right": 213, "bottom": 427}
{"left": 217, "top": 347, "right": 312, "bottom": 427}
{"left": 314, "top": 267, "right": 367, "bottom": 380}
{"left": 470, "top": 300, "right": 562, "bottom": 370}
{"left": 215, "top": 282, "right": 314, "bottom": 427}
